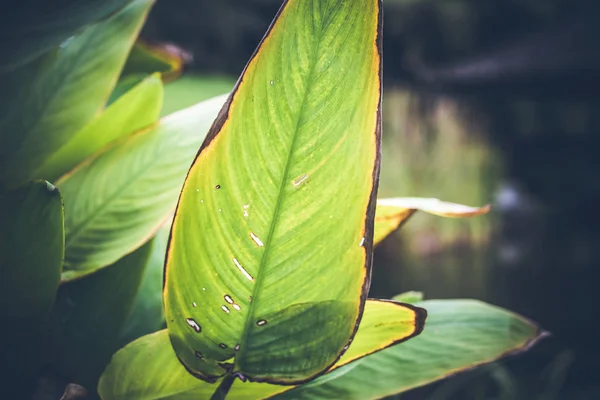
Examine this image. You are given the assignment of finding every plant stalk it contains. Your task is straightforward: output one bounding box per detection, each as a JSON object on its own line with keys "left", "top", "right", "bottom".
{"left": 210, "top": 374, "right": 235, "bottom": 400}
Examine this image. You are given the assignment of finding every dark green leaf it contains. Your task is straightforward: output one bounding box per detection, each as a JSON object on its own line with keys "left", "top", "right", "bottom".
{"left": 0, "top": 0, "right": 154, "bottom": 188}
{"left": 49, "top": 240, "right": 153, "bottom": 391}
{"left": 0, "top": 180, "right": 63, "bottom": 319}
{"left": 120, "top": 221, "right": 170, "bottom": 345}
{"left": 0, "top": 0, "right": 136, "bottom": 72}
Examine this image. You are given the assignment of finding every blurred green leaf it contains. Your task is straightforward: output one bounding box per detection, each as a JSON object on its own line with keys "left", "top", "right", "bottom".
{"left": 161, "top": 74, "right": 234, "bottom": 116}
{"left": 99, "top": 300, "right": 425, "bottom": 400}
{"left": 0, "top": 0, "right": 154, "bottom": 188}
{"left": 0, "top": 0, "right": 137, "bottom": 72}
{"left": 49, "top": 240, "right": 153, "bottom": 391}
{"left": 374, "top": 197, "right": 491, "bottom": 245}
{"left": 58, "top": 95, "right": 227, "bottom": 282}
{"left": 40, "top": 73, "right": 164, "bottom": 181}
{"left": 120, "top": 220, "right": 171, "bottom": 345}
{"left": 0, "top": 180, "right": 64, "bottom": 319}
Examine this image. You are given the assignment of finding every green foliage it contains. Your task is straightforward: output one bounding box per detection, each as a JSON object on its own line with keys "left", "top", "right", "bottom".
{"left": 0, "top": 181, "right": 64, "bottom": 319}
{"left": 58, "top": 94, "right": 226, "bottom": 282}
{"left": 0, "top": 0, "right": 136, "bottom": 72}
{"left": 0, "top": 0, "right": 154, "bottom": 189}
{"left": 98, "top": 298, "right": 545, "bottom": 400}
{"left": 164, "top": 0, "right": 383, "bottom": 384}
{"left": 0, "top": 0, "right": 544, "bottom": 398}
{"left": 39, "top": 73, "right": 164, "bottom": 181}
{"left": 48, "top": 241, "right": 153, "bottom": 389}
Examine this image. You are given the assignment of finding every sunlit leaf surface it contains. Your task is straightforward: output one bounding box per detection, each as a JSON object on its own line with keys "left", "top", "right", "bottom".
{"left": 58, "top": 95, "right": 227, "bottom": 281}
{"left": 164, "top": 0, "right": 383, "bottom": 384}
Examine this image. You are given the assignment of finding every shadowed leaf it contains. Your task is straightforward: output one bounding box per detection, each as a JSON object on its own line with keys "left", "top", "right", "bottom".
{"left": 0, "top": 181, "right": 64, "bottom": 319}
{"left": 49, "top": 241, "right": 153, "bottom": 391}
{"left": 0, "top": 0, "right": 154, "bottom": 188}
{"left": 120, "top": 220, "right": 171, "bottom": 345}
{"left": 0, "top": 0, "right": 136, "bottom": 72}
{"left": 121, "top": 40, "right": 189, "bottom": 82}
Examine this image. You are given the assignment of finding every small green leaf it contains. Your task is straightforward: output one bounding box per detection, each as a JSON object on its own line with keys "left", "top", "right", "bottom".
{"left": 98, "top": 300, "right": 425, "bottom": 400}
{"left": 165, "top": 0, "right": 382, "bottom": 384}
{"left": 374, "top": 198, "right": 491, "bottom": 245}
{"left": 58, "top": 95, "right": 227, "bottom": 281}
{"left": 49, "top": 240, "right": 153, "bottom": 391}
{"left": 121, "top": 40, "right": 187, "bottom": 82}
{"left": 120, "top": 220, "right": 171, "bottom": 345}
{"left": 0, "top": 180, "right": 64, "bottom": 319}
{"left": 0, "top": 0, "right": 154, "bottom": 188}
{"left": 277, "top": 299, "right": 546, "bottom": 399}
{"left": 40, "top": 73, "right": 164, "bottom": 181}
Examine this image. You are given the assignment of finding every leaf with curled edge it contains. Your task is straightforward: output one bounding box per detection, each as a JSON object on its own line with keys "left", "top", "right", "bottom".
{"left": 374, "top": 197, "right": 491, "bottom": 245}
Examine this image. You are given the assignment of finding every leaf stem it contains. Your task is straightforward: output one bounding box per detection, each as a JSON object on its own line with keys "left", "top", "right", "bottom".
{"left": 210, "top": 374, "right": 235, "bottom": 400}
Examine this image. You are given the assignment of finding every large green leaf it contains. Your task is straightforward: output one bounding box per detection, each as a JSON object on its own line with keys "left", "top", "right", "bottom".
{"left": 98, "top": 300, "right": 424, "bottom": 400}
{"left": 374, "top": 197, "right": 491, "bottom": 245}
{"left": 0, "top": 0, "right": 135, "bottom": 72}
{"left": 58, "top": 95, "right": 227, "bottom": 282}
{"left": 98, "top": 299, "right": 544, "bottom": 400}
{"left": 120, "top": 196, "right": 486, "bottom": 345}
{"left": 277, "top": 299, "right": 546, "bottom": 399}
{"left": 0, "top": 0, "right": 154, "bottom": 188}
{"left": 0, "top": 180, "right": 64, "bottom": 319}
{"left": 120, "top": 220, "right": 171, "bottom": 345}
{"left": 49, "top": 240, "right": 153, "bottom": 391}
{"left": 39, "top": 73, "right": 164, "bottom": 181}
{"left": 164, "top": 0, "right": 383, "bottom": 384}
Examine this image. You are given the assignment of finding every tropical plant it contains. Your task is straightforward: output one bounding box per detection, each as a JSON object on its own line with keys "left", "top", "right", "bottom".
{"left": 0, "top": 1, "right": 545, "bottom": 399}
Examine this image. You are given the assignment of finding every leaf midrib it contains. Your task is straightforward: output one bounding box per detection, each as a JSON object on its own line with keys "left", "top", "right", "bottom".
{"left": 236, "top": 5, "right": 325, "bottom": 370}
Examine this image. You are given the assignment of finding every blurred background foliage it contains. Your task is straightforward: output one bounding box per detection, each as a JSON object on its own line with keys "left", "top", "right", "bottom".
{"left": 142, "top": 0, "right": 598, "bottom": 398}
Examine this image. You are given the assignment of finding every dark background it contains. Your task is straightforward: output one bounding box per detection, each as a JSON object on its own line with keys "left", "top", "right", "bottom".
{"left": 145, "top": 0, "right": 600, "bottom": 398}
